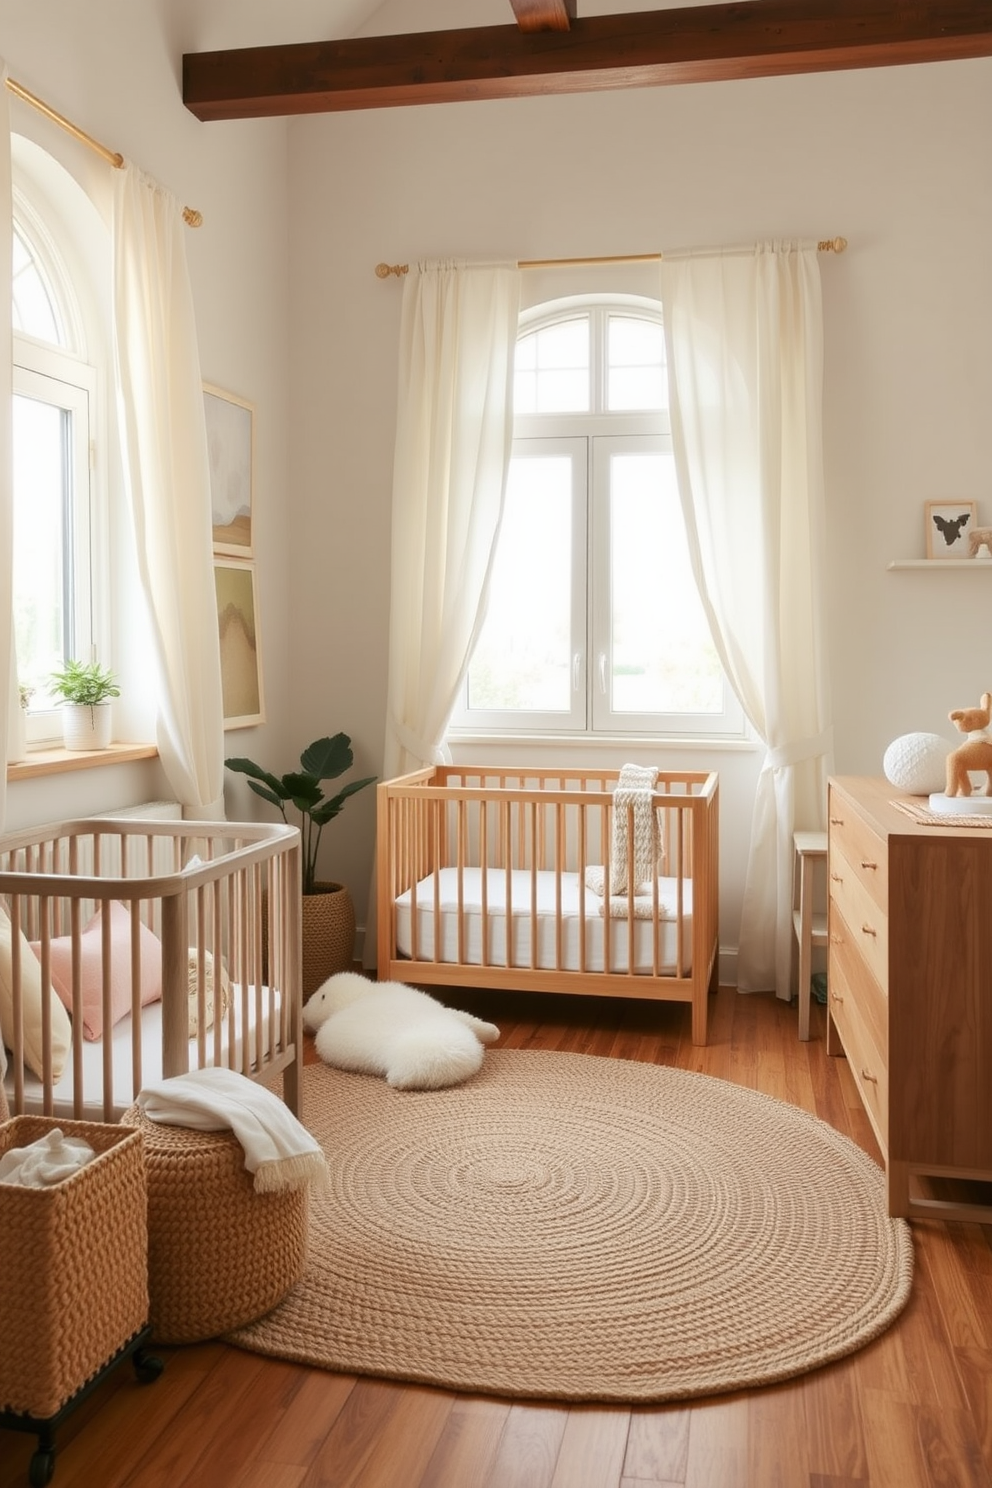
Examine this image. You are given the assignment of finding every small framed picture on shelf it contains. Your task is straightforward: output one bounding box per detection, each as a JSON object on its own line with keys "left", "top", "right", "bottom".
{"left": 925, "top": 500, "right": 977, "bottom": 559}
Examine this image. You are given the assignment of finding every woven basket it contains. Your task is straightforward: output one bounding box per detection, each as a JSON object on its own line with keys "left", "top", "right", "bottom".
{"left": 302, "top": 882, "right": 356, "bottom": 996}
{"left": 121, "top": 1104, "right": 308, "bottom": 1345}
{"left": 0, "top": 1117, "right": 148, "bottom": 1420}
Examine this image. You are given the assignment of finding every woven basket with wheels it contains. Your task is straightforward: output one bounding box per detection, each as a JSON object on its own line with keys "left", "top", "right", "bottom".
{"left": 120, "top": 1104, "right": 308, "bottom": 1345}
{"left": 0, "top": 1117, "right": 148, "bottom": 1420}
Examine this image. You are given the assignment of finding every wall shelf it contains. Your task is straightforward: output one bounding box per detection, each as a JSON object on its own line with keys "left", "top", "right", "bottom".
{"left": 888, "top": 559, "right": 992, "bottom": 570}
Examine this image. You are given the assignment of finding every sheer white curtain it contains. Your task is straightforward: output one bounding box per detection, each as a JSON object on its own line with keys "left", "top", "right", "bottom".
{"left": 382, "top": 260, "right": 521, "bottom": 779}
{"left": 661, "top": 241, "right": 832, "bottom": 999}
{"left": 0, "top": 65, "right": 14, "bottom": 805}
{"left": 113, "top": 162, "right": 225, "bottom": 817}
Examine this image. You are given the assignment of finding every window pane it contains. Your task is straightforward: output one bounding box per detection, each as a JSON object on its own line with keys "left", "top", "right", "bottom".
{"left": 608, "top": 365, "right": 667, "bottom": 412}
{"left": 608, "top": 315, "right": 666, "bottom": 411}
{"left": 609, "top": 316, "right": 663, "bottom": 366}
{"left": 13, "top": 394, "right": 70, "bottom": 708}
{"left": 467, "top": 456, "right": 573, "bottom": 712}
{"left": 536, "top": 318, "right": 587, "bottom": 369}
{"left": 536, "top": 368, "right": 587, "bottom": 413}
{"left": 609, "top": 451, "right": 723, "bottom": 713}
{"left": 515, "top": 317, "right": 590, "bottom": 414}
{"left": 513, "top": 368, "right": 537, "bottom": 415}
{"left": 12, "top": 224, "right": 64, "bottom": 346}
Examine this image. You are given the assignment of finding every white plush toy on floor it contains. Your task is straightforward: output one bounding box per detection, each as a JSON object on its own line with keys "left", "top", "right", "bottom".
{"left": 302, "top": 971, "right": 500, "bottom": 1090}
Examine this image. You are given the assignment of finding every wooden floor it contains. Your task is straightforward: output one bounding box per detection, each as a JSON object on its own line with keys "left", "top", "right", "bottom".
{"left": 3, "top": 985, "right": 992, "bottom": 1488}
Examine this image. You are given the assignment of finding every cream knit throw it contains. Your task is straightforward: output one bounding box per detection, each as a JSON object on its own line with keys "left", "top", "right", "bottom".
{"left": 583, "top": 765, "right": 666, "bottom": 917}
{"left": 610, "top": 763, "right": 661, "bottom": 893}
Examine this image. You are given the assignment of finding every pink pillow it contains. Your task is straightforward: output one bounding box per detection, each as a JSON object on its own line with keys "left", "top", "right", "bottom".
{"left": 32, "top": 901, "right": 163, "bottom": 1042}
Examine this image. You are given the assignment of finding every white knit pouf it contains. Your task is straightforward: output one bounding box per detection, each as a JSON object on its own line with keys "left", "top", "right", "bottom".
{"left": 882, "top": 732, "right": 952, "bottom": 795}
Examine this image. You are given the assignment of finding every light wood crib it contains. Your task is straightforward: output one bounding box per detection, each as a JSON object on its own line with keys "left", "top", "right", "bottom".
{"left": 0, "top": 818, "right": 303, "bottom": 1121}
{"left": 376, "top": 766, "right": 719, "bottom": 1044}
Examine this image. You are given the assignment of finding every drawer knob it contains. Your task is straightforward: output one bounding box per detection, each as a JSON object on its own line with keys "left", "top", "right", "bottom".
{"left": 861, "top": 1067, "right": 878, "bottom": 1084}
{"left": 860, "top": 858, "right": 878, "bottom": 871}
{"left": 861, "top": 923, "right": 877, "bottom": 938}
{"left": 830, "top": 871, "right": 843, "bottom": 883}
{"left": 829, "top": 816, "right": 844, "bottom": 826}
{"left": 831, "top": 991, "right": 844, "bottom": 1006}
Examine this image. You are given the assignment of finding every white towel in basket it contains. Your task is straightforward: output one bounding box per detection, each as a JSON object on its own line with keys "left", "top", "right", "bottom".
{"left": 138, "top": 1066, "right": 329, "bottom": 1195}
{"left": 0, "top": 1129, "right": 97, "bottom": 1187}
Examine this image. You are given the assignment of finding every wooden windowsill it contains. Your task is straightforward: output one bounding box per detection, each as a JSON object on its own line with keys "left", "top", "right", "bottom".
{"left": 7, "top": 743, "right": 159, "bottom": 781}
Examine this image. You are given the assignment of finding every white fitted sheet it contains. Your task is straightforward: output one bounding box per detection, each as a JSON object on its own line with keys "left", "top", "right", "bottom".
{"left": 4, "top": 984, "right": 283, "bottom": 1119}
{"left": 395, "top": 867, "right": 693, "bottom": 975}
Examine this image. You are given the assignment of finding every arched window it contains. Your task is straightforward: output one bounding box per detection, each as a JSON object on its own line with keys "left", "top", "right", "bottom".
{"left": 451, "top": 296, "right": 742, "bottom": 739}
{"left": 11, "top": 145, "right": 102, "bottom": 738}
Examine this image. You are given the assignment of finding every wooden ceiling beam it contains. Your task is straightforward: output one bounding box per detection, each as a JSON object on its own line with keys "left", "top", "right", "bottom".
{"left": 182, "top": 0, "right": 992, "bottom": 122}
{"left": 508, "top": 0, "right": 577, "bottom": 31}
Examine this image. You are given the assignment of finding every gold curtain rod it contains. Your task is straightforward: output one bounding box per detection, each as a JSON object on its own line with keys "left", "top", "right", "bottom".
{"left": 5, "top": 77, "right": 203, "bottom": 227}
{"left": 375, "top": 239, "right": 848, "bottom": 278}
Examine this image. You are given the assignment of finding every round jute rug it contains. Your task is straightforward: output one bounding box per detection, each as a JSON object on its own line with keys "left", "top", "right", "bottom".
{"left": 227, "top": 1049, "right": 914, "bottom": 1403}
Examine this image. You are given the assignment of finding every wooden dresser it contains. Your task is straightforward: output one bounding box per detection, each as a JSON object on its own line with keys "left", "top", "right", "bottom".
{"left": 827, "top": 776, "right": 992, "bottom": 1221}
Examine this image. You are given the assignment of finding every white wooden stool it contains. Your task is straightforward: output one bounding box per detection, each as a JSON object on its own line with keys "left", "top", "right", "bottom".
{"left": 792, "top": 830, "right": 828, "bottom": 1041}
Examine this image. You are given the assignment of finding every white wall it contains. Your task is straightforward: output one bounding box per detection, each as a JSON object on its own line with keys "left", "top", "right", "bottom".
{"left": 285, "top": 45, "right": 992, "bottom": 962}
{"left": 1, "top": 0, "right": 296, "bottom": 823}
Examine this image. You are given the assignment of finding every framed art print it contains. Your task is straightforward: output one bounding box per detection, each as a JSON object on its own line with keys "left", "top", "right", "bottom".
{"left": 205, "top": 384, "right": 254, "bottom": 557}
{"left": 926, "top": 501, "right": 976, "bottom": 559}
{"left": 214, "top": 559, "right": 265, "bottom": 729}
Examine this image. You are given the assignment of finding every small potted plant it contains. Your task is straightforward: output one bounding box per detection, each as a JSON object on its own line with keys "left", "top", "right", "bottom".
{"left": 224, "top": 733, "right": 376, "bottom": 992}
{"left": 49, "top": 659, "right": 120, "bottom": 751}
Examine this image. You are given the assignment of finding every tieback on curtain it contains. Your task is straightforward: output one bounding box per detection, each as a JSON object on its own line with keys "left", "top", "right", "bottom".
{"left": 764, "top": 729, "right": 834, "bottom": 771}
{"left": 390, "top": 716, "right": 450, "bottom": 769}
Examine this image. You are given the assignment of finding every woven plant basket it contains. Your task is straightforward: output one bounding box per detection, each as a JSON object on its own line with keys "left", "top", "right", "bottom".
{"left": 121, "top": 1104, "right": 308, "bottom": 1345}
{"left": 0, "top": 1117, "right": 148, "bottom": 1420}
{"left": 302, "top": 881, "right": 356, "bottom": 996}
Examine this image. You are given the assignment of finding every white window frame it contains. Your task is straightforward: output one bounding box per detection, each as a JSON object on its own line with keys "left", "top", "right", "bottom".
{"left": 11, "top": 166, "right": 106, "bottom": 747}
{"left": 450, "top": 296, "right": 745, "bottom": 743}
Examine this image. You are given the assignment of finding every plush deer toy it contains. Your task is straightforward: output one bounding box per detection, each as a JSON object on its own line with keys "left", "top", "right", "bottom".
{"left": 945, "top": 692, "right": 992, "bottom": 797}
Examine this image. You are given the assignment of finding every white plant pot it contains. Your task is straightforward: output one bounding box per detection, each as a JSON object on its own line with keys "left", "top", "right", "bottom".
{"left": 62, "top": 702, "right": 113, "bottom": 751}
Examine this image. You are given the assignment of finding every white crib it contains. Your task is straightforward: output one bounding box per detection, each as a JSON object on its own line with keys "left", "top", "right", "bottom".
{"left": 0, "top": 818, "right": 302, "bottom": 1120}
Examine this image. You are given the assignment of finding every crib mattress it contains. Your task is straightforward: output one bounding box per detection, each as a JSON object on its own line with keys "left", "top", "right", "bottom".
{"left": 395, "top": 867, "right": 693, "bottom": 975}
{"left": 3, "top": 985, "right": 283, "bottom": 1120}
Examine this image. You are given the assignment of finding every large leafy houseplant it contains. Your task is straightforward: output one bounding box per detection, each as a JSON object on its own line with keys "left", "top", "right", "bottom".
{"left": 224, "top": 733, "right": 375, "bottom": 895}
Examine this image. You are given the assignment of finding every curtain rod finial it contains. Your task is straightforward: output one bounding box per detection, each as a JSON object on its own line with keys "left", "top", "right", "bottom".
{"left": 819, "top": 236, "right": 847, "bottom": 253}
{"left": 376, "top": 262, "right": 409, "bottom": 278}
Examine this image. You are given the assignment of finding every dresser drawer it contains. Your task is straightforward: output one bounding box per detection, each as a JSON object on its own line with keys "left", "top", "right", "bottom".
{"left": 829, "top": 952, "right": 889, "bottom": 1154}
{"left": 828, "top": 796, "right": 887, "bottom": 913}
{"left": 829, "top": 838, "right": 889, "bottom": 995}
{"left": 829, "top": 905, "right": 888, "bottom": 1060}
